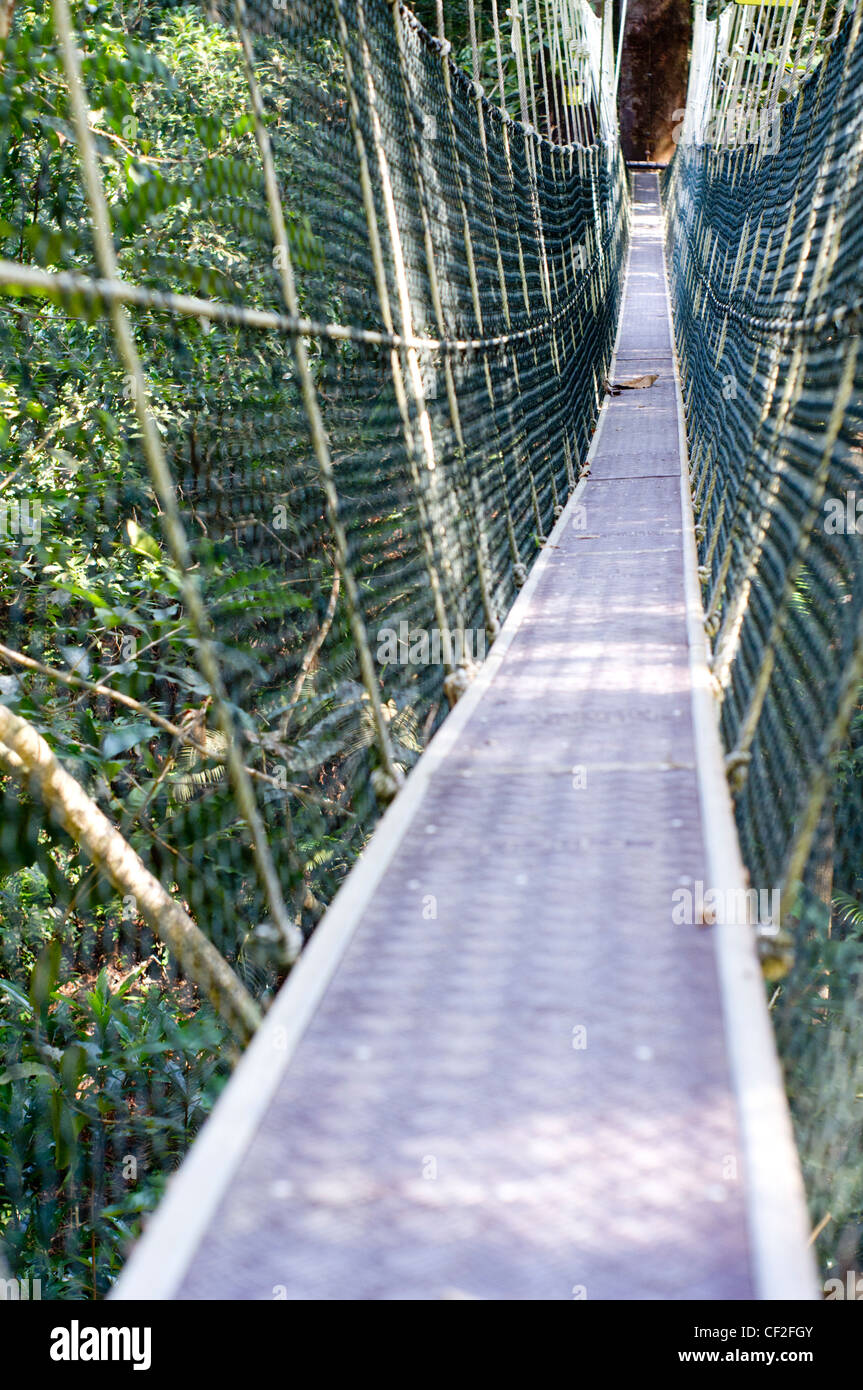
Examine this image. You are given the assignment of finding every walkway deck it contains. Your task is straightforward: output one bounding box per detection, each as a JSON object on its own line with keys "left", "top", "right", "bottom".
{"left": 114, "top": 174, "right": 814, "bottom": 1302}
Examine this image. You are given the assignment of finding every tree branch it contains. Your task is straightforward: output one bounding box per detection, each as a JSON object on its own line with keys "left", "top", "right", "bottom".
{"left": 0, "top": 642, "right": 355, "bottom": 823}
{"left": 0, "top": 701, "right": 262, "bottom": 1043}
{"left": 0, "top": 641, "right": 283, "bottom": 793}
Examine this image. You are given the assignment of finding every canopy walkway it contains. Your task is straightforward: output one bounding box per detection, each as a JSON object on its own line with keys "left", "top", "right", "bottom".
{"left": 0, "top": 0, "right": 861, "bottom": 1301}
{"left": 112, "top": 170, "right": 812, "bottom": 1301}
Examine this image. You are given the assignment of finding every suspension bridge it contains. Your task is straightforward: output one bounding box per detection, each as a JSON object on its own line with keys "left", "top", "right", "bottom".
{"left": 112, "top": 169, "right": 813, "bottom": 1301}
{"left": 0, "top": 0, "right": 860, "bottom": 1300}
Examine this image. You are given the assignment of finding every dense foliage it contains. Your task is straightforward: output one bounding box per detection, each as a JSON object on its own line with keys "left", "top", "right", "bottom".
{"left": 0, "top": 0, "right": 389, "bottom": 1294}
{"left": 2, "top": 0, "right": 859, "bottom": 1298}
{"left": 2, "top": 0, "right": 552, "bottom": 1295}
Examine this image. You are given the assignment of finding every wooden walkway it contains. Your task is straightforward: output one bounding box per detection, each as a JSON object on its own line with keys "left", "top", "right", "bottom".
{"left": 114, "top": 174, "right": 815, "bottom": 1302}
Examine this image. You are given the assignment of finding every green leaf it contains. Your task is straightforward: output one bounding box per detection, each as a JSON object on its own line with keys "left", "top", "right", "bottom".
{"left": 51, "top": 1089, "right": 84, "bottom": 1169}
{"left": 101, "top": 722, "right": 159, "bottom": 759}
{"left": 115, "top": 961, "right": 150, "bottom": 998}
{"left": 0, "top": 1061, "right": 58, "bottom": 1086}
{"left": 60, "top": 1043, "right": 87, "bottom": 1093}
{"left": 29, "top": 939, "right": 61, "bottom": 1012}
{"left": 0, "top": 978, "right": 34, "bottom": 1016}
{"left": 125, "top": 519, "right": 161, "bottom": 561}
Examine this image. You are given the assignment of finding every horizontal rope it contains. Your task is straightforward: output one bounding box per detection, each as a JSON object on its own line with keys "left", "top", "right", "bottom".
{"left": 0, "top": 248, "right": 615, "bottom": 356}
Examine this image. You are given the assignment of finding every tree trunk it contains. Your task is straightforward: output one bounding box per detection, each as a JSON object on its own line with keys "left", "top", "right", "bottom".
{"left": 618, "top": 0, "right": 691, "bottom": 163}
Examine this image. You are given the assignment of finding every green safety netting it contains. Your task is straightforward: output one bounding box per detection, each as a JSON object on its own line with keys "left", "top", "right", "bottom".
{"left": 0, "top": 0, "right": 626, "bottom": 1293}
{"left": 665, "top": 0, "right": 863, "bottom": 1276}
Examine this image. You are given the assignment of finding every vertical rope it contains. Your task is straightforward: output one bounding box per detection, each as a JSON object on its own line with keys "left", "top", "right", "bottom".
{"left": 343, "top": 0, "right": 456, "bottom": 672}
{"left": 727, "top": 340, "right": 859, "bottom": 771}
{"left": 614, "top": 0, "right": 627, "bottom": 100}
{"left": 234, "top": 0, "right": 402, "bottom": 798}
{"left": 543, "top": 0, "right": 566, "bottom": 143}
{"left": 521, "top": 0, "right": 540, "bottom": 135}
{"left": 389, "top": 1, "right": 499, "bottom": 642}
{"left": 490, "top": 0, "right": 508, "bottom": 118}
{"left": 709, "top": 3, "right": 861, "bottom": 689}
{"left": 53, "top": 0, "right": 300, "bottom": 966}
{"left": 533, "top": 0, "right": 553, "bottom": 142}
{"left": 512, "top": 0, "right": 532, "bottom": 134}
{"left": 465, "top": 0, "right": 541, "bottom": 574}
{"left": 480, "top": 0, "right": 546, "bottom": 572}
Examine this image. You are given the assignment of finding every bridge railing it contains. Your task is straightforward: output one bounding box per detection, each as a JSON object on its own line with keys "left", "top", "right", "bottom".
{"left": 665, "top": 0, "right": 863, "bottom": 1273}
{"left": 0, "top": 0, "right": 626, "bottom": 1294}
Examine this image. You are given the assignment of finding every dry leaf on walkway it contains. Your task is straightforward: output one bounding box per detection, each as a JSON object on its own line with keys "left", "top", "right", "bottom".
{"left": 608, "top": 372, "right": 660, "bottom": 392}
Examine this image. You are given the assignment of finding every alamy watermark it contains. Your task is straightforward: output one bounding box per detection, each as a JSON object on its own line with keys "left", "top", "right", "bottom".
{"left": 0, "top": 1276, "right": 41, "bottom": 1300}
{"left": 672, "top": 880, "right": 780, "bottom": 928}
{"left": 824, "top": 1270, "right": 863, "bottom": 1300}
{"left": 0, "top": 498, "right": 41, "bottom": 543}
{"left": 49, "top": 1321, "right": 151, "bottom": 1371}
{"left": 377, "top": 622, "right": 486, "bottom": 667}
{"left": 824, "top": 492, "right": 863, "bottom": 534}
{"left": 672, "top": 106, "right": 781, "bottom": 158}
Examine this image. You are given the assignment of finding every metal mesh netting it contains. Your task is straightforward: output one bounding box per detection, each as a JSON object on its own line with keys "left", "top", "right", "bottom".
{"left": 0, "top": 1, "right": 627, "bottom": 1293}
{"left": 664, "top": 1, "right": 863, "bottom": 1275}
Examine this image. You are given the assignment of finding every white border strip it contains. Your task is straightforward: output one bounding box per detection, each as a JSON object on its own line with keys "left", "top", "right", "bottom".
{"left": 112, "top": 244, "right": 632, "bottom": 1301}
{"left": 661, "top": 180, "right": 818, "bottom": 1301}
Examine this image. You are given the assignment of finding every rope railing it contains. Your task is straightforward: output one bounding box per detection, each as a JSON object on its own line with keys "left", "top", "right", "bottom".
{"left": 665, "top": 0, "right": 863, "bottom": 1276}
{"left": 0, "top": 0, "right": 627, "bottom": 1293}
